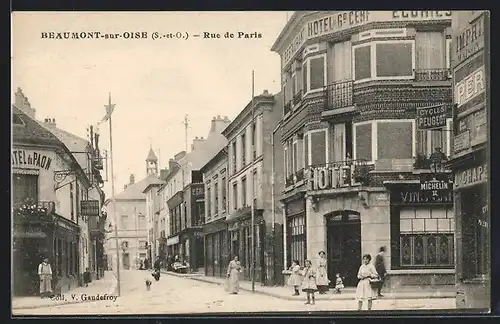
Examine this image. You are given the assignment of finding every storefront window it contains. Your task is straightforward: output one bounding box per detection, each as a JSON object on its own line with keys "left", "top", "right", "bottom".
{"left": 12, "top": 174, "right": 38, "bottom": 206}
{"left": 287, "top": 215, "right": 306, "bottom": 266}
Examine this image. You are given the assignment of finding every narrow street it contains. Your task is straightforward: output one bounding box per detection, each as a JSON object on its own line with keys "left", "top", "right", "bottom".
{"left": 15, "top": 270, "right": 456, "bottom": 315}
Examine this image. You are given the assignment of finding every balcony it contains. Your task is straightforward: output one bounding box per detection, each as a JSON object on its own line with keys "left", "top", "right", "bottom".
{"left": 413, "top": 151, "right": 449, "bottom": 172}
{"left": 284, "top": 101, "right": 292, "bottom": 115}
{"left": 324, "top": 80, "right": 354, "bottom": 110}
{"left": 285, "top": 174, "right": 294, "bottom": 188}
{"left": 414, "top": 69, "right": 450, "bottom": 82}
{"left": 292, "top": 90, "right": 302, "bottom": 106}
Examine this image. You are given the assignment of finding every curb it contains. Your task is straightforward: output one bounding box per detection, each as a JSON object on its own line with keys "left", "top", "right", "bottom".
{"left": 12, "top": 272, "right": 119, "bottom": 311}
{"left": 164, "top": 271, "right": 456, "bottom": 301}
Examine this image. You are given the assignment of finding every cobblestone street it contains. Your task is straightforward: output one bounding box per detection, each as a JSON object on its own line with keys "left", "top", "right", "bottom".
{"left": 14, "top": 270, "right": 456, "bottom": 315}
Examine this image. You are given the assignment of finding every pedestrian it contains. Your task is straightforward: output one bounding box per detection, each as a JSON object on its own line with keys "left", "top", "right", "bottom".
{"left": 301, "top": 259, "right": 317, "bottom": 305}
{"left": 334, "top": 273, "right": 344, "bottom": 294}
{"left": 356, "top": 254, "right": 379, "bottom": 311}
{"left": 316, "top": 251, "right": 330, "bottom": 294}
{"left": 38, "top": 257, "right": 52, "bottom": 299}
{"left": 144, "top": 258, "right": 149, "bottom": 270}
{"left": 287, "top": 260, "right": 302, "bottom": 296}
{"left": 152, "top": 256, "right": 161, "bottom": 281}
{"left": 83, "top": 267, "right": 91, "bottom": 287}
{"left": 226, "top": 255, "right": 242, "bottom": 294}
{"left": 374, "top": 246, "right": 387, "bottom": 297}
{"left": 145, "top": 272, "right": 152, "bottom": 291}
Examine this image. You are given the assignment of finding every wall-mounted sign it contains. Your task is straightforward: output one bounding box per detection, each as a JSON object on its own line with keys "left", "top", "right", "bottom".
{"left": 455, "top": 66, "right": 485, "bottom": 109}
{"left": 390, "top": 182, "right": 453, "bottom": 205}
{"left": 454, "top": 164, "right": 488, "bottom": 189}
{"left": 282, "top": 11, "right": 452, "bottom": 67}
{"left": 191, "top": 185, "right": 204, "bottom": 198}
{"left": 452, "top": 13, "right": 485, "bottom": 66}
{"left": 453, "top": 130, "right": 471, "bottom": 154}
{"left": 81, "top": 200, "right": 100, "bottom": 216}
{"left": 471, "top": 109, "right": 487, "bottom": 146}
{"left": 13, "top": 224, "right": 47, "bottom": 238}
{"left": 12, "top": 150, "right": 53, "bottom": 170}
{"left": 306, "top": 164, "right": 361, "bottom": 191}
{"left": 166, "top": 235, "right": 179, "bottom": 246}
{"left": 416, "top": 104, "right": 447, "bottom": 130}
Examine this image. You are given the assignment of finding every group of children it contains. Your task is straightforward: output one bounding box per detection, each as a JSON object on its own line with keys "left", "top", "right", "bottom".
{"left": 288, "top": 259, "right": 344, "bottom": 305}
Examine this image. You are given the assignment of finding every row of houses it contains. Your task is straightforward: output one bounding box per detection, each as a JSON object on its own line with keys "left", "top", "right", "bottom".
{"left": 12, "top": 88, "right": 107, "bottom": 296}
{"left": 103, "top": 10, "right": 489, "bottom": 309}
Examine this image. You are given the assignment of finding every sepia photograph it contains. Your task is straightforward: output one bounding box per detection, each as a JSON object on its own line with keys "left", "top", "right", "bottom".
{"left": 11, "top": 10, "right": 490, "bottom": 316}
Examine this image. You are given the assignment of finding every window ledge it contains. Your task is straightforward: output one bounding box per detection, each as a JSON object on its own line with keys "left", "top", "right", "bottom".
{"left": 412, "top": 80, "right": 451, "bottom": 87}
{"left": 388, "top": 269, "right": 455, "bottom": 275}
{"left": 283, "top": 185, "right": 295, "bottom": 193}
{"left": 294, "top": 180, "right": 305, "bottom": 188}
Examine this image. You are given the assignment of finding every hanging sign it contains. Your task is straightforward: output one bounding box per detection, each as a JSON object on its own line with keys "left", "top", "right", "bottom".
{"left": 416, "top": 104, "right": 447, "bottom": 130}
{"left": 81, "top": 200, "right": 100, "bottom": 216}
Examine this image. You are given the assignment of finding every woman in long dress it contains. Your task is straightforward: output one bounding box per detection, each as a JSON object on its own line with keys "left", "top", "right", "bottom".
{"left": 316, "top": 251, "right": 330, "bottom": 294}
{"left": 38, "top": 258, "right": 52, "bottom": 298}
{"left": 226, "top": 255, "right": 242, "bottom": 294}
{"left": 301, "top": 259, "right": 318, "bottom": 305}
{"left": 356, "top": 254, "right": 379, "bottom": 310}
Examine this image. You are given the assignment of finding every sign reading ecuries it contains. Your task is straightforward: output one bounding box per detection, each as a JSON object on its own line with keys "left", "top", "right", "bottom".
{"left": 416, "top": 104, "right": 447, "bottom": 130}
{"left": 12, "top": 150, "right": 53, "bottom": 170}
{"left": 454, "top": 164, "right": 488, "bottom": 189}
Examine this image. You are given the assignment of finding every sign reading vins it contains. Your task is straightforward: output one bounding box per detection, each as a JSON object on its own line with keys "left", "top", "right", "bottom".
{"left": 306, "top": 164, "right": 360, "bottom": 191}
{"left": 390, "top": 181, "right": 453, "bottom": 205}
{"left": 12, "top": 150, "right": 53, "bottom": 170}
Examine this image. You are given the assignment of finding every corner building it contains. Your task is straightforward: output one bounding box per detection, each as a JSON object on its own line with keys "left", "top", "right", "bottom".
{"left": 272, "top": 11, "right": 456, "bottom": 288}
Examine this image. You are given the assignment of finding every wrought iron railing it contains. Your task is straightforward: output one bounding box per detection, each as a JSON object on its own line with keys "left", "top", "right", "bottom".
{"left": 414, "top": 69, "right": 450, "bottom": 82}
{"left": 285, "top": 174, "right": 294, "bottom": 188}
{"left": 324, "top": 80, "right": 354, "bottom": 110}
{"left": 309, "top": 159, "right": 371, "bottom": 186}
{"left": 295, "top": 168, "right": 304, "bottom": 182}
{"left": 284, "top": 101, "right": 292, "bottom": 115}
{"left": 293, "top": 90, "right": 303, "bottom": 106}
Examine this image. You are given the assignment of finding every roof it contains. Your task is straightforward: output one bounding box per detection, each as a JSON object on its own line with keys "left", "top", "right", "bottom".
{"left": 112, "top": 173, "right": 163, "bottom": 200}
{"left": 270, "top": 12, "right": 307, "bottom": 52}
{"left": 142, "top": 177, "right": 166, "bottom": 193}
{"left": 12, "top": 105, "right": 66, "bottom": 148}
{"left": 199, "top": 146, "right": 227, "bottom": 174}
{"left": 146, "top": 147, "right": 158, "bottom": 161}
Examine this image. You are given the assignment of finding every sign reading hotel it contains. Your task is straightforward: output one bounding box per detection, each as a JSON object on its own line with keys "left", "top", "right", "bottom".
{"left": 306, "top": 164, "right": 361, "bottom": 191}
{"left": 416, "top": 104, "right": 447, "bottom": 130}
{"left": 454, "top": 164, "right": 488, "bottom": 189}
{"left": 282, "top": 11, "right": 452, "bottom": 67}
{"left": 12, "top": 150, "right": 53, "bottom": 170}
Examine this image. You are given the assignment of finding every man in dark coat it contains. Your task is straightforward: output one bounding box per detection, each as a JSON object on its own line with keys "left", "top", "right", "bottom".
{"left": 374, "top": 246, "right": 387, "bottom": 297}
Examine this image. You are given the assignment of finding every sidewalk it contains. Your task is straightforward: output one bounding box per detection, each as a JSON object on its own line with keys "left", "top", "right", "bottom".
{"left": 12, "top": 271, "right": 117, "bottom": 310}
{"left": 161, "top": 270, "right": 456, "bottom": 301}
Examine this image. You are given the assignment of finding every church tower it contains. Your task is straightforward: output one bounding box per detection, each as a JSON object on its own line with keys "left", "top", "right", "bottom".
{"left": 146, "top": 146, "right": 158, "bottom": 175}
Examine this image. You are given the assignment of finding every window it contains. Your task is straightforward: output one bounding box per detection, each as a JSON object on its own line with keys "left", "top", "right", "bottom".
{"left": 206, "top": 183, "right": 211, "bottom": 219}
{"left": 331, "top": 40, "right": 353, "bottom": 82}
{"left": 446, "top": 38, "right": 452, "bottom": 70}
{"left": 214, "top": 181, "right": 219, "bottom": 215}
{"left": 120, "top": 215, "right": 128, "bottom": 230}
{"left": 241, "top": 177, "right": 247, "bottom": 207}
{"left": 416, "top": 32, "right": 445, "bottom": 70}
{"left": 332, "top": 123, "right": 353, "bottom": 162}
{"left": 303, "top": 54, "right": 326, "bottom": 94}
{"left": 138, "top": 214, "right": 146, "bottom": 229}
{"left": 232, "top": 182, "right": 238, "bottom": 210}
{"left": 377, "top": 121, "right": 413, "bottom": 159}
{"left": 417, "top": 119, "right": 453, "bottom": 158}
{"left": 12, "top": 174, "right": 38, "bottom": 206}
{"left": 399, "top": 207, "right": 454, "bottom": 268}
{"left": 252, "top": 121, "right": 257, "bottom": 159}
{"left": 308, "top": 129, "right": 328, "bottom": 166}
{"left": 139, "top": 240, "right": 147, "bottom": 249}
{"left": 70, "top": 183, "right": 74, "bottom": 221}
{"left": 241, "top": 133, "right": 246, "bottom": 167}
{"left": 354, "top": 123, "right": 372, "bottom": 161}
{"left": 287, "top": 215, "right": 306, "bottom": 266}
{"left": 221, "top": 175, "right": 227, "bottom": 212}
{"left": 353, "top": 40, "right": 415, "bottom": 81}
{"left": 252, "top": 170, "right": 258, "bottom": 205}
{"left": 196, "top": 201, "right": 205, "bottom": 226}
{"left": 231, "top": 141, "right": 237, "bottom": 174}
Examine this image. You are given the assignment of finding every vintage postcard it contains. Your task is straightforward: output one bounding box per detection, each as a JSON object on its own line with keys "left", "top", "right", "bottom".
{"left": 11, "top": 10, "right": 490, "bottom": 315}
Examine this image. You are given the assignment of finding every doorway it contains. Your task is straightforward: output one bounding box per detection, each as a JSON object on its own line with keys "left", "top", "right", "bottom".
{"left": 326, "top": 210, "right": 361, "bottom": 287}
{"left": 122, "top": 253, "right": 130, "bottom": 270}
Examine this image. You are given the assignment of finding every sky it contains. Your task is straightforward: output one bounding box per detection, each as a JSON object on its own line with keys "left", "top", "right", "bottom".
{"left": 12, "top": 11, "right": 293, "bottom": 198}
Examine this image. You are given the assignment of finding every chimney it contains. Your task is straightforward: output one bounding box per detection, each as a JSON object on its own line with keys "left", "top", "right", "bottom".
{"left": 209, "top": 115, "right": 232, "bottom": 134}
{"left": 14, "top": 88, "right": 36, "bottom": 118}
{"left": 160, "top": 168, "right": 169, "bottom": 181}
{"left": 43, "top": 118, "right": 57, "bottom": 128}
{"left": 262, "top": 89, "right": 272, "bottom": 96}
{"left": 129, "top": 174, "right": 135, "bottom": 185}
{"left": 191, "top": 136, "right": 206, "bottom": 151}
{"left": 168, "top": 158, "right": 176, "bottom": 170}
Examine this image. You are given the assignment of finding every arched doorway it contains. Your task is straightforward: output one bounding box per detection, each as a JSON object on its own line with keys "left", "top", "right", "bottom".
{"left": 325, "top": 210, "right": 361, "bottom": 287}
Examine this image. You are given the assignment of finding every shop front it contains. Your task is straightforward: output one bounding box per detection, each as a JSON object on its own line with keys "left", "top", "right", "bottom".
{"left": 203, "top": 217, "right": 228, "bottom": 278}
{"left": 452, "top": 149, "right": 489, "bottom": 309}
{"left": 178, "top": 228, "right": 204, "bottom": 272}
{"left": 166, "top": 235, "right": 180, "bottom": 260}
{"left": 226, "top": 206, "right": 265, "bottom": 283}
{"left": 386, "top": 174, "right": 455, "bottom": 289}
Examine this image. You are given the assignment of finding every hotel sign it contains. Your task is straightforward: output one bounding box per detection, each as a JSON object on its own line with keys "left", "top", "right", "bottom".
{"left": 454, "top": 164, "right": 488, "bottom": 189}
{"left": 12, "top": 150, "right": 53, "bottom": 170}
{"left": 306, "top": 164, "right": 361, "bottom": 191}
{"left": 282, "top": 11, "right": 452, "bottom": 67}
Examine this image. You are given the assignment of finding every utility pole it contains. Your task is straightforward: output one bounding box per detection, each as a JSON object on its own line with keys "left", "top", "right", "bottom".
{"left": 182, "top": 115, "right": 189, "bottom": 153}
{"left": 250, "top": 70, "right": 256, "bottom": 293}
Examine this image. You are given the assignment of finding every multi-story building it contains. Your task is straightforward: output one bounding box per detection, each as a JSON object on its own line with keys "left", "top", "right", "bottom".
{"left": 12, "top": 89, "right": 103, "bottom": 295}
{"left": 272, "top": 11, "right": 456, "bottom": 288}
{"left": 222, "top": 91, "right": 283, "bottom": 285}
{"left": 166, "top": 117, "right": 230, "bottom": 271}
{"left": 448, "top": 11, "right": 489, "bottom": 309}
{"left": 104, "top": 152, "right": 160, "bottom": 270}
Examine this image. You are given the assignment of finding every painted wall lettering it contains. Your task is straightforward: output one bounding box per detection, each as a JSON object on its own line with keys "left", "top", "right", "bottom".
{"left": 454, "top": 164, "right": 488, "bottom": 189}
{"left": 12, "top": 150, "right": 53, "bottom": 170}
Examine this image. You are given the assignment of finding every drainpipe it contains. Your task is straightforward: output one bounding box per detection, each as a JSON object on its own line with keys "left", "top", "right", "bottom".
{"left": 271, "top": 121, "right": 282, "bottom": 230}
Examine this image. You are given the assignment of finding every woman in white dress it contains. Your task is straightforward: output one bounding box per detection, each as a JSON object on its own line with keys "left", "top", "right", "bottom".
{"left": 356, "top": 254, "right": 379, "bottom": 311}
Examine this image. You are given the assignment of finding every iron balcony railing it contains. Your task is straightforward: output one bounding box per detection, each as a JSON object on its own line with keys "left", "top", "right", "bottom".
{"left": 309, "top": 159, "right": 371, "bottom": 186}
{"left": 284, "top": 101, "right": 292, "bottom": 115}
{"left": 285, "top": 174, "right": 294, "bottom": 188}
{"left": 292, "top": 90, "right": 303, "bottom": 106}
{"left": 324, "top": 80, "right": 354, "bottom": 110}
{"left": 414, "top": 69, "right": 450, "bottom": 82}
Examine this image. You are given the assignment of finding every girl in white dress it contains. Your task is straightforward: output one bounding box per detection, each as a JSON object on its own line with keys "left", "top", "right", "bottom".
{"left": 356, "top": 254, "right": 379, "bottom": 310}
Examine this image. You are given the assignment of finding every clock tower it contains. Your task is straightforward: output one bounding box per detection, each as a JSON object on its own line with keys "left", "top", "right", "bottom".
{"left": 146, "top": 146, "right": 158, "bottom": 175}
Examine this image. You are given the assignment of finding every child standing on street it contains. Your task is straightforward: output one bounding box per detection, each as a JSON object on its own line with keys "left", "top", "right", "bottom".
{"left": 83, "top": 268, "right": 91, "bottom": 287}
{"left": 301, "top": 259, "right": 317, "bottom": 305}
{"left": 335, "top": 273, "right": 344, "bottom": 293}
{"left": 288, "top": 260, "right": 302, "bottom": 296}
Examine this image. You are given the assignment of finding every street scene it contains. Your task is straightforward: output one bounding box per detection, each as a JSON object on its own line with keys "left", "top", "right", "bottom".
{"left": 11, "top": 10, "right": 490, "bottom": 315}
